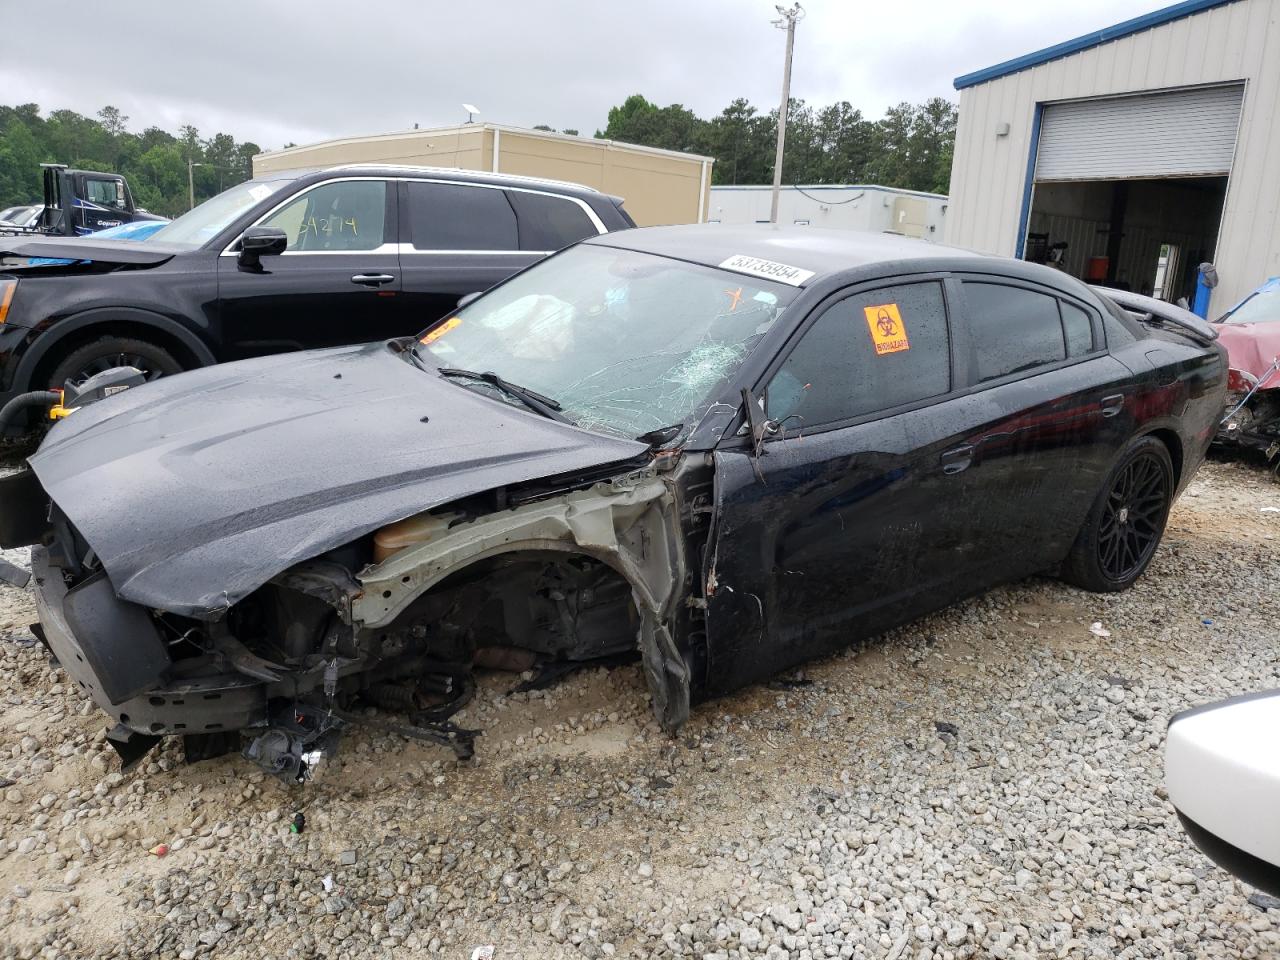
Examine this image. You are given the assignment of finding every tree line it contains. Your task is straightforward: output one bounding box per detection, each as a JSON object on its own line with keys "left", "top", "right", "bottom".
{"left": 594, "top": 94, "right": 957, "bottom": 195}
{"left": 0, "top": 104, "right": 260, "bottom": 218}
{"left": 0, "top": 93, "right": 958, "bottom": 218}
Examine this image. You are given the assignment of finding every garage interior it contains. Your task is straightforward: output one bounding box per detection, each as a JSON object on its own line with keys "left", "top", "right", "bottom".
{"left": 1026, "top": 176, "right": 1227, "bottom": 303}
{"left": 1021, "top": 83, "right": 1242, "bottom": 305}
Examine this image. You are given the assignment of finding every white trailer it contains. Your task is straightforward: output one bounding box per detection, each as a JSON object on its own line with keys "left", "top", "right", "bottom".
{"left": 706, "top": 184, "right": 948, "bottom": 241}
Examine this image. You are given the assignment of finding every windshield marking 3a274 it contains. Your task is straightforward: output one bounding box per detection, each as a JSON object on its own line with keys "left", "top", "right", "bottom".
{"left": 413, "top": 245, "right": 799, "bottom": 439}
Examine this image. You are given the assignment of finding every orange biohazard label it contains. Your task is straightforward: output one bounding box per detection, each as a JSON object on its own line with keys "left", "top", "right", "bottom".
{"left": 420, "top": 316, "right": 461, "bottom": 346}
{"left": 863, "top": 303, "right": 910, "bottom": 355}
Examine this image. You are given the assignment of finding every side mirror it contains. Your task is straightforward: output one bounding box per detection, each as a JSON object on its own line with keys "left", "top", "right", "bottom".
{"left": 237, "top": 226, "right": 288, "bottom": 270}
{"left": 1165, "top": 690, "right": 1280, "bottom": 896}
{"left": 457, "top": 291, "right": 482, "bottom": 309}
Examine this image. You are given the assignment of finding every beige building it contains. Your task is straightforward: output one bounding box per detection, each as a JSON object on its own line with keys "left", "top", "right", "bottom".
{"left": 253, "top": 124, "right": 714, "bottom": 228}
{"left": 947, "top": 0, "right": 1280, "bottom": 316}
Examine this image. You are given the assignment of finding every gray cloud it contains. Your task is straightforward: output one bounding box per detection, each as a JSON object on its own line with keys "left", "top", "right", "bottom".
{"left": 0, "top": 0, "right": 1161, "bottom": 149}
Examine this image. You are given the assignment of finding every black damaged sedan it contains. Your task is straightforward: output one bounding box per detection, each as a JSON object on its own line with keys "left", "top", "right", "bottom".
{"left": 0, "top": 226, "right": 1227, "bottom": 780}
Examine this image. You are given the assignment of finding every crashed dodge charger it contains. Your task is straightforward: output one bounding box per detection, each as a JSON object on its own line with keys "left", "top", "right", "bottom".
{"left": 0, "top": 226, "right": 1227, "bottom": 781}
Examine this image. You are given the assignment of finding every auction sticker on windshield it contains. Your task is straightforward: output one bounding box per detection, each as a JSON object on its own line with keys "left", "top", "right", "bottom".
{"left": 718, "top": 254, "right": 814, "bottom": 287}
{"left": 863, "top": 303, "right": 910, "bottom": 355}
{"left": 420, "top": 316, "right": 461, "bottom": 346}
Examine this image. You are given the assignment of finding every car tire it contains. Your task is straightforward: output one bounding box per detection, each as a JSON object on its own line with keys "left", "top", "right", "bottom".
{"left": 47, "top": 336, "right": 183, "bottom": 391}
{"left": 1060, "top": 436, "right": 1175, "bottom": 593}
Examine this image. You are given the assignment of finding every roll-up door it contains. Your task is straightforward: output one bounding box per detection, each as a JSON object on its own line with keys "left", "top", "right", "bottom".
{"left": 1035, "top": 84, "right": 1244, "bottom": 182}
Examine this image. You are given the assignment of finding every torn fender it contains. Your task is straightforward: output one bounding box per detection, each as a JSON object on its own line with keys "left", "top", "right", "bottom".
{"left": 355, "top": 470, "right": 691, "bottom": 731}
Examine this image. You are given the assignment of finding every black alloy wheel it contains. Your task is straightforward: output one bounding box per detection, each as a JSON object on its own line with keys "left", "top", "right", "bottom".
{"left": 1060, "top": 436, "right": 1174, "bottom": 593}
{"left": 1097, "top": 451, "right": 1168, "bottom": 582}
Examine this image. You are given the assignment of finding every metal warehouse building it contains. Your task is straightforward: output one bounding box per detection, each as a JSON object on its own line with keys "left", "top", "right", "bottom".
{"left": 707, "top": 185, "right": 949, "bottom": 240}
{"left": 254, "top": 124, "right": 713, "bottom": 228}
{"left": 947, "top": 0, "right": 1280, "bottom": 316}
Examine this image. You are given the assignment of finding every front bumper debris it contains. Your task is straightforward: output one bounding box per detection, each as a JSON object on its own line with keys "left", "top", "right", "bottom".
{"left": 31, "top": 545, "right": 269, "bottom": 738}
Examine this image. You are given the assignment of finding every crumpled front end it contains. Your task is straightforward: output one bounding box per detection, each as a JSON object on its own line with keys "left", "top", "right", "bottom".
{"left": 19, "top": 463, "right": 692, "bottom": 782}
{"left": 1216, "top": 363, "right": 1280, "bottom": 468}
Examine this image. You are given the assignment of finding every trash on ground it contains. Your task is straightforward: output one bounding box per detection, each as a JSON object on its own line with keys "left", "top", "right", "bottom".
{"left": 1088, "top": 622, "right": 1111, "bottom": 638}
{"left": 148, "top": 844, "right": 168, "bottom": 857}
{"left": 471, "top": 947, "right": 495, "bottom": 960}
{"left": 290, "top": 812, "right": 306, "bottom": 834}
{"left": 321, "top": 874, "right": 334, "bottom": 893}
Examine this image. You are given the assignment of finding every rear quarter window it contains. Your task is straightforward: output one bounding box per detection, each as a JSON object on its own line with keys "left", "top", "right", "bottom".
{"left": 506, "top": 191, "right": 599, "bottom": 250}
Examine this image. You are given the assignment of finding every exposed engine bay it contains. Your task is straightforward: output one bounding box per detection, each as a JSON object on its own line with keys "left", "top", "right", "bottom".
{"left": 23, "top": 466, "right": 693, "bottom": 784}
{"left": 1217, "top": 361, "right": 1280, "bottom": 478}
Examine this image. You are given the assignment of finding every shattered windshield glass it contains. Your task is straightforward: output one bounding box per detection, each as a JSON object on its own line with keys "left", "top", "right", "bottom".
{"left": 414, "top": 244, "right": 799, "bottom": 438}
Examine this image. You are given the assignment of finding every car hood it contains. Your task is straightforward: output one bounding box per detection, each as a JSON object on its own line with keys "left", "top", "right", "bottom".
{"left": 29, "top": 342, "right": 647, "bottom": 617}
{"left": 0, "top": 236, "right": 181, "bottom": 264}
{"left": 1215, "top": 322, "right": 1280, "bottom": 388}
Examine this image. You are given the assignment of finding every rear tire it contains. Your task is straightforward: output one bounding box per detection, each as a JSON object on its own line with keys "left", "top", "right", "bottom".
{"left": 1060, "top": 436, "right": 1174, "bottom": 593}
{"left": 47, "top": 336, "right": 183, "bottom": 391}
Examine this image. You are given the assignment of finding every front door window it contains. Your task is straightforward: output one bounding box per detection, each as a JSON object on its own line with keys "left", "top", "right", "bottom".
{"left": 260, "top": 180, "right": 388, "bottom": 251}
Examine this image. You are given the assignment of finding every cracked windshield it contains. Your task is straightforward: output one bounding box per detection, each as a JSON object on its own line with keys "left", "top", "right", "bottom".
{"left": 414, "top": 244, "right": 798, "bottom": 438}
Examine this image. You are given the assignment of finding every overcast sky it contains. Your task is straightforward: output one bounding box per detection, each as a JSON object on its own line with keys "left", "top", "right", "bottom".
{"left": 1, "top": 0, "right": 1162, "bottom": 150}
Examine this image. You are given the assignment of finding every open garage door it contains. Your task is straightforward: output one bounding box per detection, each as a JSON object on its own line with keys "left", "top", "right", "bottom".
{"left": 1035, "top": 85, "right": 1243, "bottom": 181}
{"left": 1024, "top": 84, "right": 1243, "bottom": 304}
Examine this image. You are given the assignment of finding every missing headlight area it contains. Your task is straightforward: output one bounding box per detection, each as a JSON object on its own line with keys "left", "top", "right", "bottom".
{"left": 30, "top": 469, "right": 689, "bottom": 783}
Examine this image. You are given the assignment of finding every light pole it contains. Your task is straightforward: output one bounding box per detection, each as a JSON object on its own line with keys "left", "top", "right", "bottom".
{"left": 769, "top": 3, "right": 804, "bottom": 224}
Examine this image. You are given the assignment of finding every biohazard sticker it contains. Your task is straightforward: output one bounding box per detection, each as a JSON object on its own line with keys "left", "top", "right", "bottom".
{"left": 863, "top": 303, "right": 910, "bottom": 355}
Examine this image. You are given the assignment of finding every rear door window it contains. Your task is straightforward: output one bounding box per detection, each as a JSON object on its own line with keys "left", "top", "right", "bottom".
{"left": 505, "top": 191, "right": 598, "bottom": 250}
{"left": 404, "top": 181, "right": 518, "bottom": 251}
{"left": 767, "top": 280, "right": 951, "bottom": 427}
{"left": 961, "top": 282, "right": 1067, "bottom": 383}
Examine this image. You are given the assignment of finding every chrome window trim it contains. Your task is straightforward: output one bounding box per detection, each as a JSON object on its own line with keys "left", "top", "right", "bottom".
{"left": 221, "top": 175, "right": 605, "bottom": 257}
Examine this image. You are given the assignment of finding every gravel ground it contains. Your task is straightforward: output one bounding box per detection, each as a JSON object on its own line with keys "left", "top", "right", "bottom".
{"left": 0, "top": 459, "right": 1277, "bottom": 960}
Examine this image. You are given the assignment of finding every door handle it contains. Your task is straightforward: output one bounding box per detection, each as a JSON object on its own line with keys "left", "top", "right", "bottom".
{"left": 939, "top": 443, "right": 975, "bottom": 475}
{"left": 1100, "top": 394, "right": 1125, "bottom": 418}
{"left": 351, "top": 273, "right": 395, "bottom": 287}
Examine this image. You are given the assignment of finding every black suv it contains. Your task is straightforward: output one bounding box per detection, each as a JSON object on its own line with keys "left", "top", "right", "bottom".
{"left": 0, "top": 166, "right": 634, "bottom": 427}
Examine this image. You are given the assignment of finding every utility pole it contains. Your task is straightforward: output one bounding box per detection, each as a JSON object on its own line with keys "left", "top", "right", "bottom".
{"left": 769, "top": 3, "right": 804, "bottom": 224}
{"left": 187, "top": 158, "right": 200, "bottom": 211}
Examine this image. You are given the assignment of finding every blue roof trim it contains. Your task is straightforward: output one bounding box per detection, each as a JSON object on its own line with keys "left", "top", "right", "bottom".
{"left": 954, "top": 0, "right": 1236, "bottom": 90}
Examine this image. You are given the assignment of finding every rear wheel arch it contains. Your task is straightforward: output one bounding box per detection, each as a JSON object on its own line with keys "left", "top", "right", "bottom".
{"left": 20, "top": 308, "right": 216, "bottom": 391}
{"left": 1141, "top": 426, "right": 1184, "bottom": 488}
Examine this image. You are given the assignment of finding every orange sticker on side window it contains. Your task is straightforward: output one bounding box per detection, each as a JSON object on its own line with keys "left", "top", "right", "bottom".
{"left": 419, "top": 316, "right": 461, "bottom": 345}
{"left": 863, "top": 303, "right": 910, "bottom": 355}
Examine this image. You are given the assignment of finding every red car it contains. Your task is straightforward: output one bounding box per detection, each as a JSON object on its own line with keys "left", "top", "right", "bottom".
{"left": 1215, "top": 278, "right": 1280, "bottom": 472}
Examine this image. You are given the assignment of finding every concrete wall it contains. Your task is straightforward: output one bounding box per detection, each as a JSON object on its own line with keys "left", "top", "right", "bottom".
{"left": 948, "top": 0, "right": 1280, "bottom": 313}
{"left": 253, "top": 125, "right": 713, "bottom": 229}
{"left": 707, "top": 185, "right": 949, "bottom": 240}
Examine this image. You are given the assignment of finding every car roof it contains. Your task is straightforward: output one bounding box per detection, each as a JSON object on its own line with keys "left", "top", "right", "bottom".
{"left": 301, "top": 164, "right": 608, "bottom": 202}
{"left": 585, "top": 224, "right": 979, "bottom": 279}
{"left": 583, "top": 224, "right": 1114, "bottom": 303}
